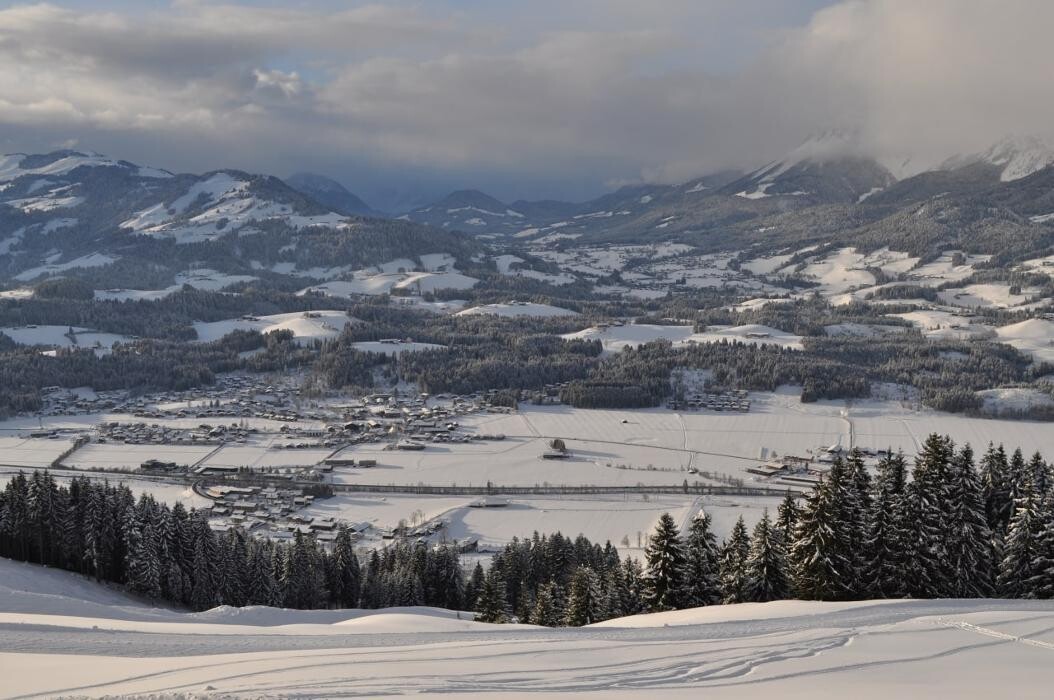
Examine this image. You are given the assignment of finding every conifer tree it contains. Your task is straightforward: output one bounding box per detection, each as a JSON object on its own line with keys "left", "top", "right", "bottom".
{"left": 719, "top": 516, "right": 751, "bottom": 604}
{"left": 475, "top": 566, "right": 510, "bottom": 623}
{"left": 643, "top": 512, "right": 686, "bottom": 611}
{"left": 979, "top": 443, "right": 1011, "bottom": 534}
{"left": 530, "top": 581, "right": 564, "bottom": 626}
{"left": 866, "top": 451, "right": 908, "bottom": 598}
{"left": 945, "top": 444, "right": 994, "bottom": 597}
{"left": 331, "top": 526, "right": 361, "bottom": 608}
{"left": 1026, "top": 492, "right": 1054, "bottom": 599}
{"left": 790, "top": 458, "right": 851, "bottom": 600}
{"left": 744, "top": 510, "right": 789, "bottom": 602}
{"left": 681, "top": 513, "right": 721, "bottom": 607}
{"left": 564, "top": 566, "right": 604, "bottom": 626}
{"left": 775, "top": 493, "right": 800, "bottom": 544}
{"left": 999, "top": 476, "right": 1044, "bottom": 597}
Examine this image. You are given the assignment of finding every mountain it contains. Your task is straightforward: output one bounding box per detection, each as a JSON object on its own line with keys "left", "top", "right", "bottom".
{"left": 720, "top": 131, "right": 897, "bottom": 204}
{"left": 285, "top": 172, "right": 379, "bottom": 217}
{"left": 941, "top": 135, "right": 1054, "bottom": 182}
{"left": 401, "top": 189, "right": 526, "bottom": 234}
{"left": 0, "top": 150, "right": 481, "bottom": 288}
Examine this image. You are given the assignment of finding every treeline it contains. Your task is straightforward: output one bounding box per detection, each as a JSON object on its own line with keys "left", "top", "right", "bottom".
{"left": 0, "top": 473, "right": 464, "bottom": 611}
{"left": 2, "top": 436, "right": 1053, "bottom": 625}
{"left": 0, "top": 331, "right": 316, "bottom": 417}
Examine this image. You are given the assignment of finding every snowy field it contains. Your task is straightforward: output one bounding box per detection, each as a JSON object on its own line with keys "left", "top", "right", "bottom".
{"left": 0, "top": 435, "right": 77, "bottom": 468}
{"left": 3, "top": 557, "right": 1054, "bottom": 698}
{"left": 193, "top": 310, "right": 356, "bottom": 344}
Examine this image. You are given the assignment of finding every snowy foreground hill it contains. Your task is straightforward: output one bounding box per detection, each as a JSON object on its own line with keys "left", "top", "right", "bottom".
{"left": 2, "top": 558, "right": 1054, "bottom": 698}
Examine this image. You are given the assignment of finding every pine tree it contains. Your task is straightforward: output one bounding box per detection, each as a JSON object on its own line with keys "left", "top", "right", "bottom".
{"left": 843, "top": 449, "right": 873, "bottom": 596}
{"left": 464, "top": 561, "right": 485, "bottom": 611}
{"left": 681, "top": 513, "right": 721, "bottom": 607}
{"left": 979, "top": 443, "right": 1011, "bottom": 534}
{"left": 475, "top": 566, "right": 510, "bottom": 623}
{"left": 790, "top": 458, "right": 851, "bottom": 601}
{"left": 1026, "top": 492, "right": 1054, "bottom": 599}
{"left": 530, "top": 581, "right": 564, "bottom": 626}
{"left": 744, "top": 510, "right": 789, "bottom": 602}
{"left": 902, "top": 434, "right": 954, "bottom": 597}
{"left": 865, "top": 451, "right": 908, "bottom": 598}
{"left": 719, "top": 516, "right": 751, "bottom": 604}
{"left": 775, "top": 493, "right": 800, "bottom": 544}
{"left": 998, "top": 476, "right": 1044, "bottom": 597}
{"left": 564, "top": 566, "right": 603, "bottom": 626}
{"left": 945, "top": 444, "right": 994, "bottom": 597}
{"left": 642, "top": 513, "right": 686, "bottom": 611}
{"left": 331, "top": 526, "right": 361, "bottom": 608}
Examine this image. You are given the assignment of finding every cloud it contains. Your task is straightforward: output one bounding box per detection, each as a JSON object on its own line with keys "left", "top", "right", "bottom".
{"left": 0, "top": 1, "right": 1052, "bottom": 206}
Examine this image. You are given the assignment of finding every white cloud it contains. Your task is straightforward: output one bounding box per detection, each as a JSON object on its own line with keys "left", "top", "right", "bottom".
{"left": 0, "top": 0, "right": 1051, "bottom": 204}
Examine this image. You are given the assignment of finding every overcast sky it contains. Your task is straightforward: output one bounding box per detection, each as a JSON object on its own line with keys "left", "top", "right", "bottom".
{"left": 0, "top": 1, "right": 1050, "bottom": 210}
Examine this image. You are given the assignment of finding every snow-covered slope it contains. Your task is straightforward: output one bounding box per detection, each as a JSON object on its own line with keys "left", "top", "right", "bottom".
{"left": 4, "top": 558, "right": 1054, "bottom": 698}
{"left": 192, "top": 310, "right": 356, "bottom": 344}
{"left": 972, "top": 135, "right": 1054, "bottom": 182}
{"left": 723, "top": 131, "right": 897, "bottom": 203}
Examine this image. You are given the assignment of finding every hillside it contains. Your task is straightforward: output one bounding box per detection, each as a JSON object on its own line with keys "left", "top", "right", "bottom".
{"left": 3, "top": 557, "right": 1054, "bottom": 697}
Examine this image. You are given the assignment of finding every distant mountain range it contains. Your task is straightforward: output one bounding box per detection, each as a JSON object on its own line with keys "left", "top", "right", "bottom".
{"left": 2, "top": 134, "right": 1053, "bottom": 288}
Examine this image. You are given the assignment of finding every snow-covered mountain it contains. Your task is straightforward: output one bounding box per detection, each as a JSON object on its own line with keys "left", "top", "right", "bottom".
{"left": 942, "top": 135, "right": 1054, "bottom": 182}
{"left": 720, "top": 131, "right": 897, "bottom": 203}
{"left": 0, "top": 150, "right": 481, "bottom": 288}
{"left": 0, "top": 150, "right": 350, "bottom": 245}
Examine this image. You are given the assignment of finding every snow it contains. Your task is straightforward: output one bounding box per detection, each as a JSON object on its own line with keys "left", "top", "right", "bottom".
{"left": 0, "top": 151, "right": 170, "bottom": 183}
{"left": 890, "top": 310, "right": 995, "bottom": 341}
{"left": 457, "top": 302, "right": 580, "bottom": 318}
{"left": 350, "top": 340, "right": 445, "bottom": 355}
{"left": 741, "top": 254, "right": 793, "bottom": 275}
{"left": 978, "top": 388, "right": 1054, "bottom": 415}
{"left": 937, "top": 283, "right": 1036, "bottom": 309}
{"left": 563, "top": 322, "right": 803, "bottom": 354}
{"left": 392, "top": 271, "right": 479, "bottom": 293}
{"left": 95, "top": 269, "right": 258, "bottom": 301}
{"left": 14, "top": 253, "right": 116, "bottom": 281}
{"left": 979, "top": 135, "right": 1054, "bottom": 181}
{"left": 62, "top": 443, "right": 217, "bottom": 472}
{"left": 120, "top": 172, "right": 350, "bottom": 243}
{"left": 193, "top": 311, "right": 356, "bottom": 344}
{"left": 994, "top": 319, "right": 1054, "bottom": 364}
{"left": 0, "top": 325, "right": 134, "bottom": 352}
{"left": 4, "top": 555, "right": 1054, "bottom": 699}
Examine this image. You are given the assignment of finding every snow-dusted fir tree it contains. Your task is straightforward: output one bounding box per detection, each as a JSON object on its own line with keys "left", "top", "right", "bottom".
{"left": 331, "top": 526, "right": 361, "bottom": 608}
{"left": 744, "top": 510, "right": 789, "bottom": 602}
{"left": 475, "top": 566, "right": 510, "bottom": 623}
{"left": 790, "top": 457, "right": 852, "bottom": 600}
{"left": 531, "top": 581, "right": 564, "bottom": 626}
{"left": 865, "top": 451, "right": 908, "bottom": 598}
{"left": 681, "top": 512, "right": 721, "bottom": 607}
{"left": 775, "top": 493, "right": 800, "bottom": 544}
{"left": 979, "top": 443, "right": 1011, "bottom": 534}
{"left": 843, "top": 449, "right": 873, "bottom": 596}
{"left": 1023, "top": 491, "right": 1054, "bottom": 599}
{"left": 719, "top": 516, "right": 751, "bottom": 604}
{"left": 619, "top": 558, "right": 645, "bottom": 616}
{"left": 126, "top": 518, "right": 162, "bottom": 599}
{"left": 902, "top": 434, "right": 954, "bottom": 597}
{"left": 998, "top": 475, "right": 1044, "bottom": 598}
{"left": 564, "top": 566, "right": 604, "bottom": 626}
{"left": 643, "top": 512, "right": 686, "bottom": 611}
{"left": 944, "top": 444, "right": 994, "bottom": 597}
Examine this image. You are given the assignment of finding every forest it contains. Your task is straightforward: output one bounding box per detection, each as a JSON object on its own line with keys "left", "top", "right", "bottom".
{"left": 2, "top": 435, "right": 1053, "bottom": 626}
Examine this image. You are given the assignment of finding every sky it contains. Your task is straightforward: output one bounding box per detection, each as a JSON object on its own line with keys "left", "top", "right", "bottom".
{"left": 0, "top": 0, "right": 1051, "bottom": 211}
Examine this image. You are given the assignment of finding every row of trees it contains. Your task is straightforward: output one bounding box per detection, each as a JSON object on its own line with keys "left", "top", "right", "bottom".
{"left": 0, "top": 473, "right": 464, "bottom": 611}
{"left": 2, "top": 435, "right": 1052, "bottom": 626}
{"left": 625, "top": 437, "right": 1054, "bottom": 612}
